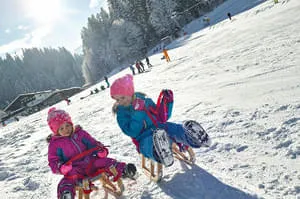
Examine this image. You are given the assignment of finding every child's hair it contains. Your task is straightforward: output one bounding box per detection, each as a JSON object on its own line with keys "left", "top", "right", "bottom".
{"left": 46, "top": 125, "right": 81, "bottom": 143}
{"left": 112, "top": 102, "right": 118, "bottom": 114}
{"left": 46, "top": 133, "right": 52, "bottom": 143}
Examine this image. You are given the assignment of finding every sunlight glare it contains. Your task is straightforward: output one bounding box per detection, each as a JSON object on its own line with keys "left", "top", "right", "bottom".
{"left": 25, "top": 0, "right": 62, "bottom": 24}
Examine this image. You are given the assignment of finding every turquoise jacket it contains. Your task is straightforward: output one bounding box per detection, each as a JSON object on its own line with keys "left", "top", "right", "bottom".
{"left": 115, "top": 92, "right": 199, "bottom": 162}
{"left": 116, "top": 93, "right": 157, "bottom": 160}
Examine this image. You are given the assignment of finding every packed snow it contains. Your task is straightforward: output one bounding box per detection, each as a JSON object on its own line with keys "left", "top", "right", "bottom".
{"left": 1, "top": 0, "right": 299, "bottom": 198}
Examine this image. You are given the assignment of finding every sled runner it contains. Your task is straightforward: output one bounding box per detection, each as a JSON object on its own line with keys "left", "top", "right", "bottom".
{"left": 141, "top": 143, "right": 196, "bottom": 182}
{"left": 75, "top": 166, "right": 124, "bottom": 199}
{"left": 141, "top": 155, "right": 163, "bottom": 182}
{"left": 172, "top": 143, "right": 196, "bottom": 165}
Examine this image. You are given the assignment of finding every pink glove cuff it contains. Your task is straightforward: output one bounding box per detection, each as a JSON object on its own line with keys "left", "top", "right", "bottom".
{"left": 132, "top": 98, "right": 145, "bottom": 110}
{"left": 60, "top": 164, "right": 72, "bottom": 175}
{"left": 97, "top": 148, "right": 108, "bottom": 158}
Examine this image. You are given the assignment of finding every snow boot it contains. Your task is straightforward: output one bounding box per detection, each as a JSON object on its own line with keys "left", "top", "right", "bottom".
{"left": 153, "top": 128, "right": 174, "bottom": 167}
{"left": 122, "top": 163, "right": 137, "bottom": 179}
{"left": 60, "top": 190, "right": 72, "bottom": 199}
{"left": 183, "top": 120, "right": 211, "bottom": 147}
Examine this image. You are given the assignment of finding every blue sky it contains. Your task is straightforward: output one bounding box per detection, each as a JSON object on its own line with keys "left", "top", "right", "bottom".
{"left": 0, "top": 0, "right": 107, "bottom": 56}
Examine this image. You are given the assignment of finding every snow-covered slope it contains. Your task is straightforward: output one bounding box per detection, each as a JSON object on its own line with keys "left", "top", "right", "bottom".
{"left": 1, "top": 0, "right": 299, "bottom": 198}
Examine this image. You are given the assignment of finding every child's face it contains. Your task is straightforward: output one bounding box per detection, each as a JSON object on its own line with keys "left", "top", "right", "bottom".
{"left": 57, "top": 122, "right": 73, "bottom": 137}
{"left": 114, "top": 95, "right": 132, "bottom": 106}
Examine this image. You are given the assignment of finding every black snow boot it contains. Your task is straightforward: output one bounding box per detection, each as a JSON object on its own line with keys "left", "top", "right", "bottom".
{"left": 122, "top": 163, "right": 137, "bottom": 179}
{"left": 60, "top": 190, "right": 72, "bottom": 199}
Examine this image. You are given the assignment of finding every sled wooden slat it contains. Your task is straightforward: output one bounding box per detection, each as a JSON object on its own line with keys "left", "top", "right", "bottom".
{"left": 75, "top": 165, "right": 124, "bottom": 199}
{"left": 141, "top": 155, "right": 163, "bottom": 182}
{"left": 172, "top": 143, "right": 195, "bottom": 165}
{"left": 141, "top": 144, "right": 195, "bottom": 182}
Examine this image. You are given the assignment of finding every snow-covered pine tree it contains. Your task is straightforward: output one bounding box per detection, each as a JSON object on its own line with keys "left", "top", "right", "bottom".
{"left": 109, "top": 19, "right": 146, "bottom": 62}
{"left": 148, "top": 0, "right": 178, "bottom": 38}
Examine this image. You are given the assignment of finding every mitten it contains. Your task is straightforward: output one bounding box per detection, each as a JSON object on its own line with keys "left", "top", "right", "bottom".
{"left": 132, "top": 98, "right": 145, "bottom": 111}
{"left": 60, "top": 164, "right": 72, "bottom": 175}
{"left": 97, "top": 147, "right": 108, "bottom": 158}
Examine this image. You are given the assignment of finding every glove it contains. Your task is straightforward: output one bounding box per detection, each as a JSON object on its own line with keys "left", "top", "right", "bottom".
{"left": 97, "top": 147, "right": 108, "bottom": 158}
{"left": 60, "top": 164, "right": 72, "bottom": 175}
{"left": 162, "top": 89, "right": 173, "bottom": 102}
{"left": 132, "top": 98, "right": 145, "bottom": 111}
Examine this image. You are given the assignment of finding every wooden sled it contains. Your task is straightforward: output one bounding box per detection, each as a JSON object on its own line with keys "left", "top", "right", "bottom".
{"left": 75, "top": 166, "right": 124, "bottom": 199}
{"left": 172, "top": 143, "right": 195, "bottom": 165}
{"left": 141, "top": 143, "right": 195, "bottom": 182}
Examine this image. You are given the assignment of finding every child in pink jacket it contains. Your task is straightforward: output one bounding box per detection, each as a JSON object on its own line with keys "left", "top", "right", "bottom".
{"left": 47, "top": 107, "right": 136, "bottom": 199}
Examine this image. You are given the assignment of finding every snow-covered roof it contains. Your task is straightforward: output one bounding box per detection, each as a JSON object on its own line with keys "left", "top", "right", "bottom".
{"left": 0, "top": 110, "right": 7, "bottom": 119}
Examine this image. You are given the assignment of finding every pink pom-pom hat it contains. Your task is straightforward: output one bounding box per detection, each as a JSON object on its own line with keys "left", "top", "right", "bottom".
{"left": 110, "top": 74, "right": 135, "bottom": 98}
{"left": 47, "top": 107, "right": 73, "bottom": 135}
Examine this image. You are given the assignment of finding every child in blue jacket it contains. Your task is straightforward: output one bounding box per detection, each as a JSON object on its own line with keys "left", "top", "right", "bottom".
{"left": 110, "top": 74, "right": 210, "bottom": 166}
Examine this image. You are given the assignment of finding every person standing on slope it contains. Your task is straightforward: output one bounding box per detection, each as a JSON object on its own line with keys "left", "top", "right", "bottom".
{"left": 162, "top": 49, "right": 171, "bottom": 62}
{"left": 145, "top": 57, "right": 153, "bottom": 67}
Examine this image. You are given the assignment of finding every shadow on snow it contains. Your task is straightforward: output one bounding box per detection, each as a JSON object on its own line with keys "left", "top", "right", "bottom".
{"left": 154, "top": 163, "right": 258, "bottom": 199}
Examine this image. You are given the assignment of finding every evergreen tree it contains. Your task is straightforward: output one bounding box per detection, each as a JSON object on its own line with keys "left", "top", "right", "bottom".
{"left": 0, "top": 48, "right": 84, "bottom": 108}
{"left": 148, "top": 0, "right": 178, "bottom": 38}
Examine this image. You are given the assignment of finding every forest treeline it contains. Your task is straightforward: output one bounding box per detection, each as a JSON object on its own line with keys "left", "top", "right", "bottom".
{"left": 0, "top": 48, "right": 84, "bottom": 108}
{"left": 0, "top": 0, "right": 225, "bottom": 108}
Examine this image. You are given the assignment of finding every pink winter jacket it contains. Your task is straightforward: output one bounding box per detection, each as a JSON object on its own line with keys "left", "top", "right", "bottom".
{"left": 48, "top": 127, "right": 103, "bottom": 175}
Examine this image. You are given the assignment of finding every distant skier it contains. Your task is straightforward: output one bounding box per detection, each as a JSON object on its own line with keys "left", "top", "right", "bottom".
{"left": 104, "top": 76, "right": 110, "bottom": 88}
{"left": 129, "top": 65, "right": 135, "bottom": 75}
{"left": 65, "top": 98, "right": 71, "bottom": 105}
{"left": 139, "top": 61, "right": 145, "bottom": 71}
{"left": 135, "top": 61, "right": 143, "bottom": 73}
{"left": 145, "top": 57, "right": 153, "bottom": 67}
{"left": 227, "top": 12, "right": 232, "bottom": 20}
{"left": 203, "top": 16, "right": 210, "bottom": 25}
{"left": 162, "top": 49, "right": 171, "bottom": 62}
{"left": 46, "top": 108, "right": 137, "bottom": 199}
{"left": 110, "top": 74, "right": 210, "bottom": 167}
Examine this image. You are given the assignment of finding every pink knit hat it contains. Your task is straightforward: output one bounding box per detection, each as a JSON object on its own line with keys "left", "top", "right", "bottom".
{"left": 110, "top": 74, "right": 134, "bottom": 98}
{"left": 47, "top": 107, "right": 73, "bottom": 135}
